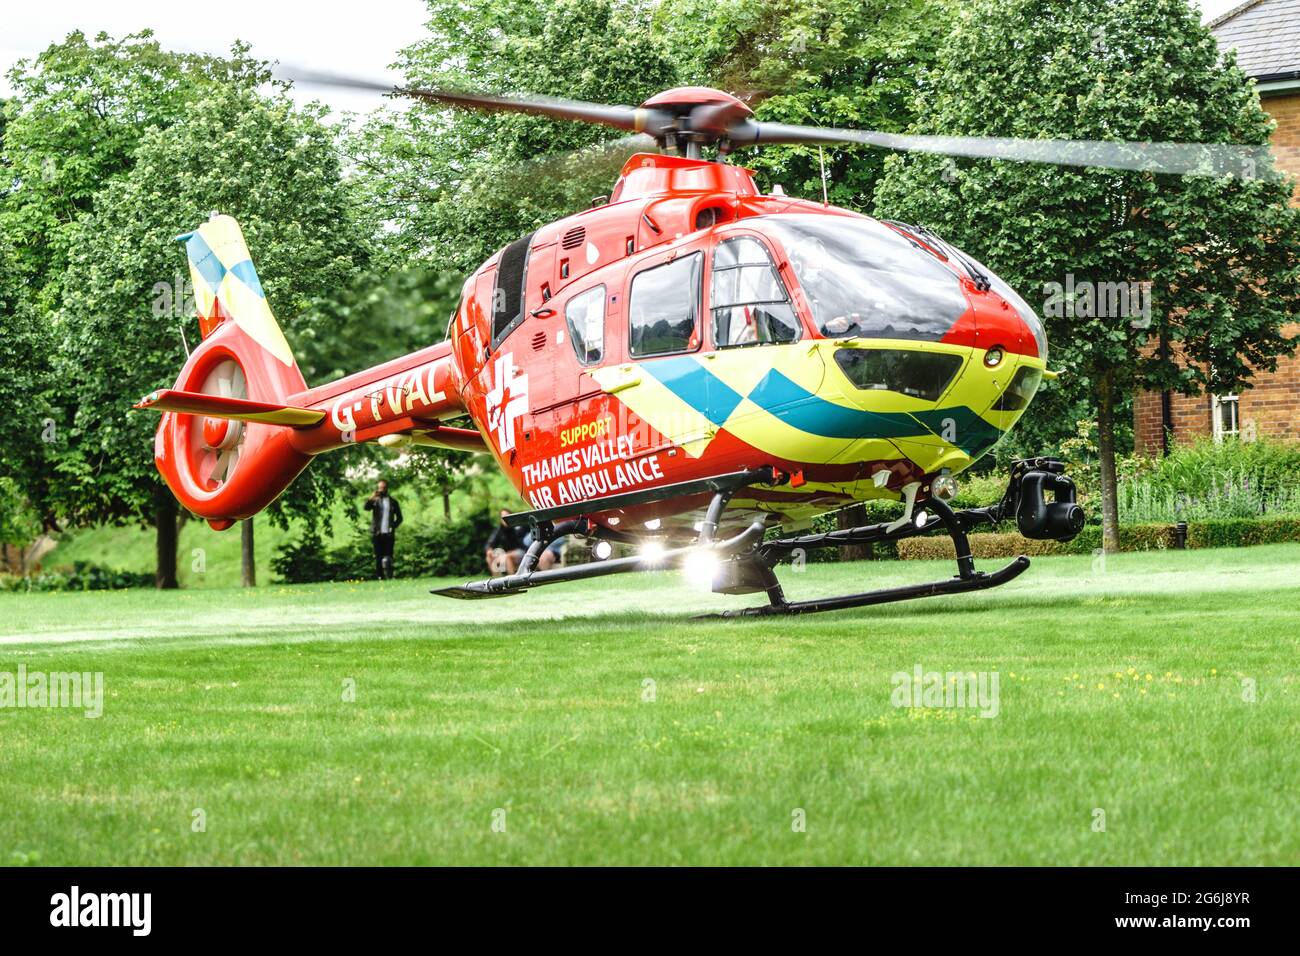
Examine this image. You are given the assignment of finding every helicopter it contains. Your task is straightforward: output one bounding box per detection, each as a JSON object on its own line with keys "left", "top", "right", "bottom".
{"left": 135, "top": 79, "right": 1261, "bottom": 616}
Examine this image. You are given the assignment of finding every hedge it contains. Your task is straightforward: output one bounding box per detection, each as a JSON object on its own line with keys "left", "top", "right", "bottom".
{"left": 0, "top": 561, "right": 155, "bottom": 592}
{"left": 896, "top": 517, "right": 1300, "bottom": 561}
{"left": 272, "top": 511, "right": 498, "bottom": 583}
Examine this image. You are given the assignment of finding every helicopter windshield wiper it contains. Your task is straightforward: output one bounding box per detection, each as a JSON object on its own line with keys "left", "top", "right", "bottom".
{"left": 910, "top": 224, "right": 991, "bottom": 292}
{"left": 882, "top": 220, "right": 951, "bottom": 262}
{"left": 886, "top": 220, "right": 990, "bottom": 292}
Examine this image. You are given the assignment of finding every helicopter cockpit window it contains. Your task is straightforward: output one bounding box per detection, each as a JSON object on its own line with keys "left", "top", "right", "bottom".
{"left": 834, "top": 348, "right": 964, "bottom": 402}
{"left": 710, "top": 237, "right": 801, "bottom": 348}
{"left": 765, "top": 215, "right": 968, "bottom": 341}
{"left": 992, "top": 365, "right": 1042, "bottom": 412}
{"left": 565, "top": 285, "right": 605, "bottom": 366}
{"left": 491, "top": 232, "right": 535, "bottom": 346}
{"left": 629, "top": 253, "right": 701, "bottom": 357}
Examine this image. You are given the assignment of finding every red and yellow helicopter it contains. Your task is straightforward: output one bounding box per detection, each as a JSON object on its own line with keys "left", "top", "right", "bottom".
{"left": 137, "top": 81, "right": 1251, "bottom": 615}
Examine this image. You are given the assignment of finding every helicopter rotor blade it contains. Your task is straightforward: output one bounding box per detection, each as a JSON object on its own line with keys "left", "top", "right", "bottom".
{"left": 725, "top": 120, "right": 1270, "bottom": 180}
{"left": 281, "top": 67, "right": 676, "bottom": 139}
{"left": 283, "top": 69, "right": 1268, "bottom": 180}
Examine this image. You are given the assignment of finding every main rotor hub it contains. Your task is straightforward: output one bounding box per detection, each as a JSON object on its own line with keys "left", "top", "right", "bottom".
{"left": 638, "top": 87, "right": 755, "bottom": 158}
{"left": 639, "top": 86, "right": 753, "bottom": 118}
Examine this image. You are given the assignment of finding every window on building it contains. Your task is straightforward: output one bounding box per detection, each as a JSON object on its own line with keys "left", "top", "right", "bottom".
{"left": 564, "top": 285, "right": 605, "bottom": 365}
{"left": 710, "top": 237, "right": 801, "bottom": 347}
{"left": 629, "top": 253, "right": 701, "bottom": 356}
{"left": 1211, "top": 393, "right": 1239, "bottom": 442}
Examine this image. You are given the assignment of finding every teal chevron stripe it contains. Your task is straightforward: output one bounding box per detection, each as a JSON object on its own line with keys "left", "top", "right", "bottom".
{"left": 748, "top": 369, "right": 1002, "bottom": 455}
{"left": 746, "top": 369, "right": 918, "bottom": 439}
{"left": 639, "top": 355, "right": 745, "bottom": 426}
{"left": 628, "top": 360, "right": 1003, "bottom": 456}
{"left": 908, "top": 406, "right": 1003, "bottom": 457}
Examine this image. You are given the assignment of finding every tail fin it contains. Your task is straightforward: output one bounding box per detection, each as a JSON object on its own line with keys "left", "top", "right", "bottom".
{"left": 147, "top": 215, "right": 313, "bottom": 528}
{"left": 178, "top": 214, "right": 295, "bottom": 366}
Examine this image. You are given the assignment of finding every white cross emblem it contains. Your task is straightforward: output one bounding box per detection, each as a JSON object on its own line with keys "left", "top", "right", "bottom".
{"left": 484, "top": 352, "right": 528, "bottom": 453}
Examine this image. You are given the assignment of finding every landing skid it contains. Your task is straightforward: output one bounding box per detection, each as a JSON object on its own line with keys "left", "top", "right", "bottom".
{"left": 432, "top": 458, "right": 1083, "bottom": 618}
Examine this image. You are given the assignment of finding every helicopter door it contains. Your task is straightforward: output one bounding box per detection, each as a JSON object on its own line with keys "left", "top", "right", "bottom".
{"left": 527, "top": 282, "right": 611, "bottom": 473}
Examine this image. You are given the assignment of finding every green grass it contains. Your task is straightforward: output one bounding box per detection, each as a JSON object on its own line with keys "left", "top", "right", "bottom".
{"left": 39, "top": 476, "right": 516, "bottom": 589}
{"left": 1, "top": 544, "right": 1298, "bottom": 865}
{"left": 41, "top": 513, "right": 293, "bottom": 589}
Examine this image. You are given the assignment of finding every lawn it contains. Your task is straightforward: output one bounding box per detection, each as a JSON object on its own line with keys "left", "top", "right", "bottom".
{"left": 1, "top": 544, "right": 1298, "bottom": 866}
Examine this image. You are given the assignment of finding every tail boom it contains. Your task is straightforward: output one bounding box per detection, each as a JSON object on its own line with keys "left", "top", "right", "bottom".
{"left": 147, "top": 214, "right": 474, "bottom": 528}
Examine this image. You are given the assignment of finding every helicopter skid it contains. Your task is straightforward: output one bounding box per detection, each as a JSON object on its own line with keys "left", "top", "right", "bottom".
{"left": 431, "top": 518, "right": 768, "bottom": 600}
{"left": 707, "top": 556, "right": 1031, "bottom": 618}
{"left": 433, "top": 458, "right": 1082, "bottom": 618}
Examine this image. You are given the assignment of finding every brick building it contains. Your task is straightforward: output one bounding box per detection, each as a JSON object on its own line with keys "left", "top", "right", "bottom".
{"left": 1133, "top": 0, "right": 1300, "bottom": 454}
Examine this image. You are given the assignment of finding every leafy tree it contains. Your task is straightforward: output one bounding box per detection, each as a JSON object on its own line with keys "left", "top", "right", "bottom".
{"left": 344, "top": 0, "right": 686, "bottom": 503}
{"left": 348, "top": 0, "right": 680, "bottom": 275}
{"left": 51, "top": 84, "right": 370, "bottom": 586}
{"left": 659, "top": 0, "right": 952, "bottom": 206}
{"left": 0, "top": 222, "right": 58, "bottom": 534}
{"left": 874, "top": 0, "right": 1300, "bottom": 550}
{"left": 0, "top": 32, "right": 275, "bottom": 575}
{"left": 0, "top": 31, "right": 272, "bottom": 312}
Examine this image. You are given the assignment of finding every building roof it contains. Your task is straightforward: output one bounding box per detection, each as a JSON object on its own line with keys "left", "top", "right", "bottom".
{"left": 1210, "top": 0, "right": 1300, "bottom": 81}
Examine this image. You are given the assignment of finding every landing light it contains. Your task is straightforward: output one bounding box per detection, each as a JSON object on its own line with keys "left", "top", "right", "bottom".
{"left": 914, "top": 510, "right": 929, "bottom": 529}
{"left": 592, "top": 540, "right": 614, "bottom": 561}
{"left": 931, "top": 474, "right": 958, "bottom": 501}
{"left": 640, "top": 541, "right": 666, "bottom": 565}
{"left": 683, "top": 550, "right": 720, "bottom": 590}
{"left": 644, "top": 518, "right": 661, "bottom": 530}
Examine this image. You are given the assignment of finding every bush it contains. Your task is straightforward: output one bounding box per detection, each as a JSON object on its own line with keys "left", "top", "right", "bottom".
{"left": 272, "top": 511, "right": 499, "bottom": 584}
{"left": 1187, "top": 517, "right": 1300, "bottom": 549}
{"left": 951, "top": 472, "right": 1006, "bottom": 508}
{"left": 896, "top": 517, "right": 1300, "bottom": 560}
{"left": 897, "top": 532, "right": 1075, "bottom": 561}
{"left": 397, "top": 511, "right": 497, "bottom": 578}
{"left": 1117, "top": 438, "right": 1300, "bottom": 523}
{"left": 270, "top": 529, "right": 348, "bottom": 584}
{"left": 0, "top": 561, "right": 154, "bottom": 592}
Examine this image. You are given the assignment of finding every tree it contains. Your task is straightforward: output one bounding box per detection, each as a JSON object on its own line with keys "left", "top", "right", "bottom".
{"left": 51, "top": 84, "right": 371, "bottom": 586}
{"left": 348, "top": 0, "right": 680, "bottom": 276}
{"left": 659, "top": 0, "right": 952, "bottom": 206}
{"left": 0, "top": 224, "right": 58, "bottom": 535}
{"left": 0, "top": 31, "right": 271, "bottom": 312}
{"left": 0, "top": 32, "right": 276, "bottom": 578}
{"left": 343, "top": 0, "right": 687, "bottom": 502}
{"left": 874, "top": 0, "right": 1300, "bottom": 551}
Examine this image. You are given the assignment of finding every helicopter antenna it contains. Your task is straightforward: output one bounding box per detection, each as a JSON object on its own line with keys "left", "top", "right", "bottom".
{"left": 818, "top": 147, "right": 829, "bottom": 205}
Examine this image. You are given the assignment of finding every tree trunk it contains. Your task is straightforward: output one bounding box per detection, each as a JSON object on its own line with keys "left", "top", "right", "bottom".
{"left": 1097, "top": 372, "right": 1121, "bottom": 553}
{"left": 837, "top": 504, "right": 869, "bottom": 561}
{"left": 241, "top": 518, "right": 256, "bottom": 587}
{"left": 155, "top": 491, "right": 179, "bottom": 589}
{"left": 442, "top": 488, "right": 451, "bottom": 520}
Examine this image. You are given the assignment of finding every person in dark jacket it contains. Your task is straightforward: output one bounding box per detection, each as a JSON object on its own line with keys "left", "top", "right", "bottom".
{"left": 364, "top": 479, "right": 403, "bottom": 579}
{"left": 484, "top": 509, "right": 527, "bottom": 574}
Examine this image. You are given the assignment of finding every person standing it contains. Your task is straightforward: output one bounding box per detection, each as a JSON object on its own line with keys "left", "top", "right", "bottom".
{"left": 365, "top": 479, "right": 403, "bottom": 579}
